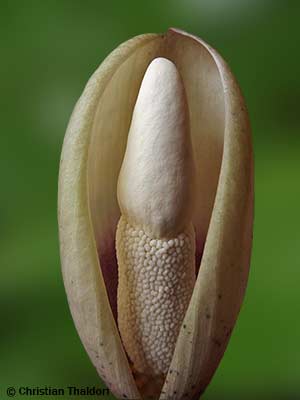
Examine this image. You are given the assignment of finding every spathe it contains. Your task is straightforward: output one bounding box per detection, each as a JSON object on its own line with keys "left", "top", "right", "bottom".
{"left": 58, "top": 28, "right": 253, "bottom": 400}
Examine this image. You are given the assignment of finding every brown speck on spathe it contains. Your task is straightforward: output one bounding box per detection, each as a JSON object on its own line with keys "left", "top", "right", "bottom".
{"left": 212, "top": 338, "right": 222, "bottom": 347}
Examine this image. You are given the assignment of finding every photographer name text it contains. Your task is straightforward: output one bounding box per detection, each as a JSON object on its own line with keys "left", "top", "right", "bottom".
{"left": 6, "top": 386, "right": 110, "bottom": 397}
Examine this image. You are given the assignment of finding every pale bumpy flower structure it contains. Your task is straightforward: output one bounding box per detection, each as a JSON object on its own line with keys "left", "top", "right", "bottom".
{"left": 58, "top": 28, "right": 254, "bottom": 400}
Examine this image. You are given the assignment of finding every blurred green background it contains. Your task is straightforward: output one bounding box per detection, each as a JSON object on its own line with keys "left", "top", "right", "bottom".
{"left": 1, "top": 0, "right": 299, "bottom": 399}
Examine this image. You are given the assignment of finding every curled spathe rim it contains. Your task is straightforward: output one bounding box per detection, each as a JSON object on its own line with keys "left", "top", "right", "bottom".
{"left": 58, "top": 28, "right": 254, "bottom": 400}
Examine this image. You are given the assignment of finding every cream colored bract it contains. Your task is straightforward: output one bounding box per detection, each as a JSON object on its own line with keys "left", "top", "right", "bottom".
{"left": 58, "top": 28, "right": 254, "bottom": 400}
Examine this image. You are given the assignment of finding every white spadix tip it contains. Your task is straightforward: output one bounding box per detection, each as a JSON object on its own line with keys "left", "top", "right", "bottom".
{"left": 117, "top": 57, "right": 196, "bottom": 238}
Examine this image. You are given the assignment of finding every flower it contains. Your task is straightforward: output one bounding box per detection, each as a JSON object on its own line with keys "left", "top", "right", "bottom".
{"left": 58, "top": 28, "right": 254, "bottom": 400}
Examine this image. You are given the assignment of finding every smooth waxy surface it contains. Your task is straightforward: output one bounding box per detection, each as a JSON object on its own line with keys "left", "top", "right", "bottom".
{"left": 117, "top": 57, "right": 196, "bottom": 238}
